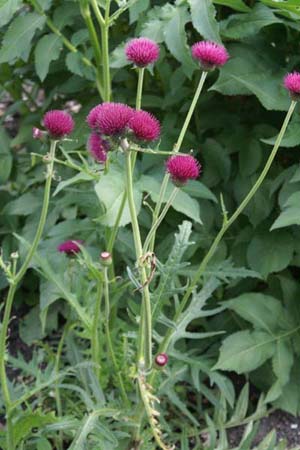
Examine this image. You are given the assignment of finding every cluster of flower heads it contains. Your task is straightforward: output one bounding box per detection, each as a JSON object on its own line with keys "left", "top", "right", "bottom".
{"left": 86, "top": 102, "right": 160, "bottom": 163}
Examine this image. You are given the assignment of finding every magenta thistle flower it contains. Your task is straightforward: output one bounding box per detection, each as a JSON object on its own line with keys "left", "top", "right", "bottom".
{"left": 57, "top": 240, "right": 83, "bottom": 255}
{"left": 125, "top": 37, "right": 160, "bottom": 67}
{"left": 191, "top": 41, "right": 229, "bottom": 70}
{"left": 43, "top": 110, "right": 74, "bottom": 138}
{"left": 155, "top": 353, "right": 168, "bottom": 367}
{"left": 86, "top": 104, "right": 103, "bottom": 129}
{"left": 284, "top": 72, "right": 300, "bottom": 100}
{"left": 95, "top": 102, "right": 134, "bottom": 136}
{"left": 128, "top": 110, "right": 160, "bottom": 142}
{"left": 88, "top": 132, "right": 109, "bottom": 163}
{"left": 166, "top": 155, "right": 200, "bottom": 186}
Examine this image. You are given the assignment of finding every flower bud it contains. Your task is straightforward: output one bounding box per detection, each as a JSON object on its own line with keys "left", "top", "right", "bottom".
{"left": 100, "top": 251, "right": 112, "bottom": 266}
{"left": 155, "top": 353, "right": 168, "bottom": 367}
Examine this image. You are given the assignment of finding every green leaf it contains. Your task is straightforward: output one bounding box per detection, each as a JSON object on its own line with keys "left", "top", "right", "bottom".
{"left": 3, "top": 192, "right": 42, "bottom": 215}
{"left": 188, "top": 0, "right": 221, "bottom": 43}
{"left": 66, "top": 52, "right": 95, "bottom": 80}
{"left": 140, "top": 174, "right": 202, "bottom": 223}
{"left": 212, "top": 0, "right": 250, "bottom": 12}
{"left": 0, "top": 12, "right": 46, "bottom": 63}
{"left": 13, "top": 410, "right": 57, "bottom": 446}
{"left": 274, "top": 363, "right": 300, "bottom": 415}
{"left": 220, "top": 4, "right": 282, "bottom": 39}
{"left": 260, "top": 0, "right": 300, "bottom": 16}
{"left": 0, "top": 126, "right": 12, "bottom": 183}
{"left": 0, "top": 0, "right": 22, "bottom": 27}
{"left": 94, "top": 164, "right": 142, "bottom": 227}
{"left": 247, "top": 230, "right": 294, "bottom": 278}
{"left": 53, "top": 172, "right": 95, "bottom": 196}
{"left": 129, "top": 0, "right": 150, "bottom": 23}
{"left": 182, "top": 180, "right": 217, "bottom": 203}
{"left": 214, "top": 330, "right": 275, "bottom": 373}
{"left": 261, "top": 117, "right": 300, "bottom": 148}
{"left": 201, "top": 139, "right": 231, "bottom": 187}
{"left": 271, "top": 192, "right": 300, "bottom": 230}
{"left": 35, "top": 34, "right": 62, "bottom": 81}
{"left": 272, "top": 340, "right": 294, "bottom": 386}
{"left": 227, "top": 293, "right": 288, "bottom": 333}
{"left": 163, "top": 5, "right": 196, "bottom": 78}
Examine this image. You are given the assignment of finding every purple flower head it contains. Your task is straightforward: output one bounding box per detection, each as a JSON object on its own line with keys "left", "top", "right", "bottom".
{"left": 128, "top": 110, "right": 160, "bottom": 142}
{"left": 88, "top": 132, "right": 109, "bottom": 163}
{"left": 155, "top": 353, "right": 168, "bottom": 367}
{"left": 57, "top": 239, "right": 83, "bottom": 255}
{"left": 125, "top": 37, "right": 160, "bottom": 67}
{"left": 191, "top": 41, "right": 229, "bottom": 70}
{"left": 95, "top": 102, "right": 134, "bottom": 136}
{"left": 43, "top": 110, "right": 74, "bottom": 139}
{"left": 166, "top": 155, "right": 200, "bottom": 186}
{"left": 284, "top": 72, "right": 300, "bottom": 100}
{"left": 87, "top": 104, "right": 103, "bottom": 129}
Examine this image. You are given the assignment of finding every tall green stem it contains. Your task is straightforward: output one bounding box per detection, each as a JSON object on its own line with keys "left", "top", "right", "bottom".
{"left": 125, "top": 152, "right": 152, "bottom": 370}
{"left": 157, "top": 100, "right": 297, "bottom": 357}
{"left": 106, "top": 68, "right": 145, "bottom": 255}
{"left": 91, "top": 278, "right": 103, "bottom": 380}
{"left": 0, "top": 140, "right": 57, "bottom": 450}
{"left": 103, "top": 267, "right": 129, "bottom": 405}
{"left": 149, "top": 71, "right": 208, "bottom": 252}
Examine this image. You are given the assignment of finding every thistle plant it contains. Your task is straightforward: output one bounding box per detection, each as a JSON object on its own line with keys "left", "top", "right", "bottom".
{"left": 0, "top": 7, "right": 299, "bottom": 449}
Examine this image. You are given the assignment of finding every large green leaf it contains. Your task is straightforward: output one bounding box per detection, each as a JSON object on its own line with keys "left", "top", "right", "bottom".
{"left": 227, "top": 293, "right": 289, "bottom": 333}
{"left": 0, "top": 12, "right": 46, "bottom": 62}
{"left": 214, "top": 330, "right": 275, "bottom": 373}
{"left": 261, "top": 117, "right": 300, "bottom": 148}
{"left": 94, "top": 165, "right": 143, "bottom": 227}
{"left": 213, "top": 0, "right": 250, "bottom": 12}
{"left": 13, "top": 410, "right": 57, "bottom": 447}
{"left": 163, "top": 4, "right": 196, "bottom": 78}
{"left": 260, "top": 0, "right": 300, "bottom": 16}
{"left": 0, "top": 0, "right": 22, "bottom": 27}
{"left": 35, "top": 33, "right": 62, "bottom": 81}
{"left": 0, "top": 126, "right": 12, "bottom": 184}
{"left": 140, "top": 174, "right": 202, "bottom": 224}
{"left": 272, "top": 340, "right": 294, "bottom": 386}
{"left": 220, "top": 3, "right": 282, "bottom": 39}
{"left": 188, "top": 0, "right": 221, "bottom": 43}
{"left": 271, "top": 192, "right": 300, "bottom": 230}
{"left": 247, "top": 230, "right": 294, "bottom": 278}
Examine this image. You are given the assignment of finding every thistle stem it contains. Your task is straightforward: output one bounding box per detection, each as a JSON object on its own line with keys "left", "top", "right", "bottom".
{"left": 103, "top": 266, "right": 129, "bottom": 405}
{"left": 125, "top": 152, "right": 152, "bottom": 370}
{"left": 0, "top": 140, "right": 57, "bottom": 450}
{"left": 91, "top": 277, "right": 103, "bottom": 381}
{"left": 143, "top": 187, "right": 178, "bottom": 253}
{"left": 149, "top": 71, "right": 208, "bottom": 252}
{"left": 157, "top": 100, "right": 297, "bottom": 358}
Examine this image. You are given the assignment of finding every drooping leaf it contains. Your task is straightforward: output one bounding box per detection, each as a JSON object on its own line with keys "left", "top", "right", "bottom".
{"left": 188, "top": 0, "right": 221, "bottom": 43}
{"left": 272, "top": 340, "right": 294, "bottom": 386}
{"left": 35, "top": 33, "right": 62, "bottom": 81}
{"left": 0, "top": 12, "right": 46, "bottom": 62}
{"left": 271, "top": 192, "right": 300, "bottom": 230}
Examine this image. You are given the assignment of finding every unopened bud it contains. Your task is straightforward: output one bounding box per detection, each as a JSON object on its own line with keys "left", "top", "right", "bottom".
{"left": 100, "top": 251, "right": 112, "bottom": 266}
{"left": 32, "top": 127, "right": 46, "bottom": 141}
{"left": 10, "top": 252, "right": 19, "bottom": 260}
{"left": 155, "top": 353, "right": 168, "bottom": 367}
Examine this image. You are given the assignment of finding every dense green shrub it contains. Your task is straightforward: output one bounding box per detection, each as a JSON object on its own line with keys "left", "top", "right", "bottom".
{"left": 1, "top": 0, "right": 300, "bottom": 448}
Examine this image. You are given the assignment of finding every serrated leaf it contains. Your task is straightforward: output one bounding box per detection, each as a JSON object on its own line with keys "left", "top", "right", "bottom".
{"left": 0, "top": 12, "right": 46, "bottom": 63}
{"left": 66, "top": 52, "right": 94, "bottom": 80}
{"left": 247, "top": 230, "right": 294, "bottom": 278}
{"left": 35, "top": 34, "right": 62, "bottom": 81}
{"left": 13, "top": 410, "right": 57, "bottom": 446}
{"left": 214, "top": 330, "right": 275, "bottom": 373}
{"left": 271, "top": 191, "right": 300, "bottom": 229}
{"left": 188, "top": 0, "right": 221, "bottom": 43}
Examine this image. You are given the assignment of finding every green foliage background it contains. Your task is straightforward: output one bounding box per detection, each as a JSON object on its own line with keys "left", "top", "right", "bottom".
{"left": 1, "top": 0, "right": 300, "bottom": 443}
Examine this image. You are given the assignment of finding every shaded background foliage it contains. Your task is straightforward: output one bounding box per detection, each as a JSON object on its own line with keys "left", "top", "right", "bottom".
{"left": 1, "top": 0, "right": 300, "bottom": 428}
